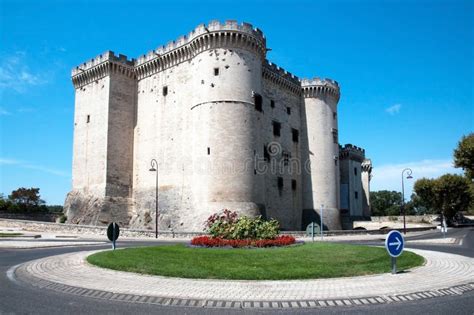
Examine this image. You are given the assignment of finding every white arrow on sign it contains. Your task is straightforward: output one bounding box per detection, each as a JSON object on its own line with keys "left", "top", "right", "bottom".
{"left": 389, "top": 237, "right": 402, "bottom": 251}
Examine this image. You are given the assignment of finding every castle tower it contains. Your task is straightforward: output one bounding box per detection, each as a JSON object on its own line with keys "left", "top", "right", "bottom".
{"left": 361, "top": 159, "right": 372, "bottom": 217}
{"left": 189, "top": 21, "right": 267, "bottom": 223}
{"left": 339, "top": 144, "right": 366, "bottom": 227}
{"left": 301, "top": 78, "right": 341, "bottom": 230}
{"left": 65, "top": 51, "right": 136, "bottom": 226}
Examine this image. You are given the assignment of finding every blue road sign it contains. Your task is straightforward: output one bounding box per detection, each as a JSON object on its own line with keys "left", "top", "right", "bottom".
{"left": 385, "top": 230, "right": 404, "bottom": 258}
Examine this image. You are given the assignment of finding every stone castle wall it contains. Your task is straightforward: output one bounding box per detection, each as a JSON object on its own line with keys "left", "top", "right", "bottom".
{"left": 65, "top": 20, "right": 367, "bottom": 232}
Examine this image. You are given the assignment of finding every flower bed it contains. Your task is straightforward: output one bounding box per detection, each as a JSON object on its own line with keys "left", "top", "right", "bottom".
{"left": 191, "top": 235, "right": 296, "bottom": 248}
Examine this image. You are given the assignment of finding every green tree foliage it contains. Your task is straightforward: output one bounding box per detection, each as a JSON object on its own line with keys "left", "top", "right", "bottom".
{"left": 406, "top": 193, "right": 434, "bottom": 215}
{"left": 1, "top": 187, "right": 48, "bottom": 213}
{"left": 454, "top": 133, "right": 474, "bottom": 180}
{"left": 369, "top": 190, "right": 402, "bottom": 216}
{"left": 46, "top": 205, "right": 64, "bottom": 213}
{"left": 413, "top": 174, "right": 472, "bottom": 220}
{"left": 9, "top": 187, "right": 44, "bottom": 207}
{"left": 0, "top": 194, "right": 12, "bottom": 211}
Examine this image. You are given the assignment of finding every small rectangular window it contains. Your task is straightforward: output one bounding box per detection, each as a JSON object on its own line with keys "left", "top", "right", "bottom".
{"left": 291, "top": 179, "right": 297, "bottom": 191}
{"left": 287, "top": 107, "right": 291, "bottom": 115}
{"left": 277, "top": 177, "right": 283, "bottom": 189}
{"left": 355, "top": 191, "right": 358, "bottom": 199}
{"left": 264, "top": 144, "right": 270, "bottom": 162}
{"left": 273, "top": 121, "right": 281, "bottom": 137}
{"left": 214, "top": 68, "right": 219, "bottom": 76}
{"left": 332, "top": 128, "right": 338, "bottom": 144}
{"left": 270, "top": 100, "right": 275, "bottom": 108}
{"left": 282, "top": 151, "right": 291, "bottom": 165}
{"left": 254, "top": 93, "right": 262, "bottom": 112}
{"left": 354, "top": 167, "right": 358, "bottom": 176}
{"left": 333, "top": 112, "right": 337, "bottom": 120}
{"left": 86, "top": 115, "right": 90, "bottom": 123}
{"left": 163, "top": 86, "right": 168, "bottom": 96}
{"left": 292, "top": 128, "right": 299, "bottom": 143}
{"left": 207, "top": 147, "right": 211, "bottom": 155}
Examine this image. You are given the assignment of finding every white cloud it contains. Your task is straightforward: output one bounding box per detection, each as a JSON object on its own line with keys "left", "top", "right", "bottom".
{"left": 370, "top": 159, "right": 463, "bottom": 199}
{"left": 17, "top": 107, "right": 36, "bottom": 113}
{"left": 0, "top": 107, "right": 11, "bottom": 116}
{"left": 0, "top": 52, "right": 47, "bottom": 92}
{"left": 385, "top": 104, "right": 401, "bottom": 115}
{"left": 0, "top": 158, "right": 69, "bottom": 177}
{"left": 0, "top": 106, "right": 37, "bottom": 116}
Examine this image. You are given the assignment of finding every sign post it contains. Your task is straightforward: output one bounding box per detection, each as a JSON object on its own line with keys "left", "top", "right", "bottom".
{"left": 320, "top": 204, "right": 324, "bottom": 241}
{"left": 306, "top": 223, "right": 321, "bottom": 242}
{"left": 385, "top": 230, "right": 404, "bottom": 274}
{"left": 107, "top": 222, "right": 120, "bottom": 250}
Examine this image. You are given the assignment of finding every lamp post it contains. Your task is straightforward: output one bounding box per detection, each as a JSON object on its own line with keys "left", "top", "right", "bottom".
{"left": 401, "top": 168, "right": 413, "bottom": 235}
{"left": 149, "top": 159, "right": 158, "bottom": 238}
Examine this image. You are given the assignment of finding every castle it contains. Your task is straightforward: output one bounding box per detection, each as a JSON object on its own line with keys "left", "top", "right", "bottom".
{"left": 64, "top": 20, "right": 372, "bottom": 231}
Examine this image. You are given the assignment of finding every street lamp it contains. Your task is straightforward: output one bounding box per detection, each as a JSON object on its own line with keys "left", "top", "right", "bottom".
{"left": 401, "top": 168, "right": 413, "bottom": 235}
{"left": 149, "top": 159, "right": 158, "bottom": 238}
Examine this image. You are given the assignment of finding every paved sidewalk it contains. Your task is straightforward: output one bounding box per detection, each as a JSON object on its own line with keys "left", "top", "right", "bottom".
{"left": 0, "top": 240, "right": 107, "bottom": 249}
{"left": 12, "top": 248, "right": 474, "bottom": 309}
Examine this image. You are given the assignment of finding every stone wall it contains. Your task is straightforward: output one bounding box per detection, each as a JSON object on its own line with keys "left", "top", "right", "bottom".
{"left": 353, "top": 215, "right": 439, "bottom": 230}
{"left": 66, "top": 20, "right": 368, "bottom": 232}
{"left": 0, "top": 212, "right": 60, "bottom": 223}
{"left": 0, "top": 218, "right": 201, "bottom": 238}
{"left": 301, "top": 80, "right": 341, "bottom": 230}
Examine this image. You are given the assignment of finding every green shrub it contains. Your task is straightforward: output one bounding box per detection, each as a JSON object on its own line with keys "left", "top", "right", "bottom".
{"left": 58, "top": 214, "right": 67, "bottom": 223}
{"left": 205, "top": 209, "right": 280, "bottom": 240}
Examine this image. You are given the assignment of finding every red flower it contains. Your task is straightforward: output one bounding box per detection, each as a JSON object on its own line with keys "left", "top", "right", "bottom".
{"left": 191, "top": 235, "right": 296, "bottom": 248}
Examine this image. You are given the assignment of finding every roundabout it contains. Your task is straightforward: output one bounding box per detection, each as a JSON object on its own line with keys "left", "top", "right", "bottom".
{"left": 86, "top": 243, "right": 423, "bottom": 280}
{"left": 10, "top": 246, "right": 474, "bottom": 309}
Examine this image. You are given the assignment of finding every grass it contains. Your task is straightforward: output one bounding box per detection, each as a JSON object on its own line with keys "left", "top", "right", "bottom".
{"left": 0, "top": 232, "right": 23, "bottom": 237}
{"left": 87, "top": 243, "right": 425, "bottom": 280}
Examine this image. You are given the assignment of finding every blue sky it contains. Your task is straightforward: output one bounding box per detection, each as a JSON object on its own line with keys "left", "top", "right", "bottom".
{"left": 0, "top": 0, "right": 472, "bottom": 205}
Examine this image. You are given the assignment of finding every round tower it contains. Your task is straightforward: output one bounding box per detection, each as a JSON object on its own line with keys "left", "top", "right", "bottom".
{"left": 189, "top": 20, "right": 267, "bottom": 226}
{"left": 301, "top": 78, "right": 341, "bottom": 230}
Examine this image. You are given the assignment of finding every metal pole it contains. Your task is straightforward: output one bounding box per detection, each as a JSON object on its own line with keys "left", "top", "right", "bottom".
{"left": 112, "top": 223, "right": 116, "bottom": 250}
{"left": 311, "top": 222, "right": 314, "bottom": 242}
{"left": 391, "top": 257, "right": 397, "bottom": 274}
{"left": 442, "top": 212, "right": 447, "bottom": 238}
{"left": 401, "top": 168, "right": 413, "bottom": 235}
{"left": 401, "top": 172, "right": 406, "bottom": 235}
{"left": 320, "top": 204, "right": 324, "bottom": 241}
{"left": 155, "top": 164, "right": 158, "bottom": 239}
{"left": 150, "top": 159, "right": 159, "bottom": 239}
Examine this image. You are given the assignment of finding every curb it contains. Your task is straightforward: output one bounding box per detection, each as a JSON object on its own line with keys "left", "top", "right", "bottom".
{"left": 11, "top": 263, "right": 474, "bottom": 309}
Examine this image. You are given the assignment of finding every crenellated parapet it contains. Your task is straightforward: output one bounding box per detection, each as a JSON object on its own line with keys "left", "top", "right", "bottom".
{"left": 339, "top": 144, "right": 365, "bottom": 162}
{"left": 262, "top": 60, "right": 301, "bottom": 95}
{"left": 361, "top": 159, "right": 373, "bottom": 173}
{"left": 134, "top": 20, "right": 267, "bottom": 80}
{"left": 301, "top": 78, "right": 340, "bottom": 102}
{"left": 71, "top": 51, "right": 136, "bottom": 89}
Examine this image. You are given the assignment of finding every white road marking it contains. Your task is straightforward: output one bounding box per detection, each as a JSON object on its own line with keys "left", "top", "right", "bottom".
{"left": 6, "top": 263, "right": 22, "bottom": 285}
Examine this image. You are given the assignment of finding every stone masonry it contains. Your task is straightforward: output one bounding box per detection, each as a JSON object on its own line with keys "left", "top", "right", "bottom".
{"left": 64, "top": 20, "right": 372, "bottom": 231}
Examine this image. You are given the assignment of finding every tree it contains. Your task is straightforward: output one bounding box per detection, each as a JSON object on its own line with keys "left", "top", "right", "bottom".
{"left": 7, "top": 187, "right": 46, "bottom": 212}
{"left": 0, "top": 194, "right": 12, "bottom": 211}
{"left": 406, "top": 193, "right": 433, "bottom": 215}
{"left": 9, "top": 188, "right": 44, "bottom": 206}
{"left": 370, "top": 190, "right": 402, "bottom": 216}
{"left": 413, "top": 178, "right": 436, "bottom": 211}
{"left": 454, "top": 133, "right": 474, "bottom": 180}
{"left": 434, "top": 174, "right": 472, "bottom": 220}
{"left": 413, "top": 175, "right": 472, "bottom": 221}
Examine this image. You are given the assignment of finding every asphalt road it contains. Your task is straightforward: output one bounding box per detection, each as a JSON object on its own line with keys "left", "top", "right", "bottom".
{"left": 337, "top": 226, "right": 474, "bottom": 258}
{"left": 1, "top": 229, "right": 473, "bottom": 315}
